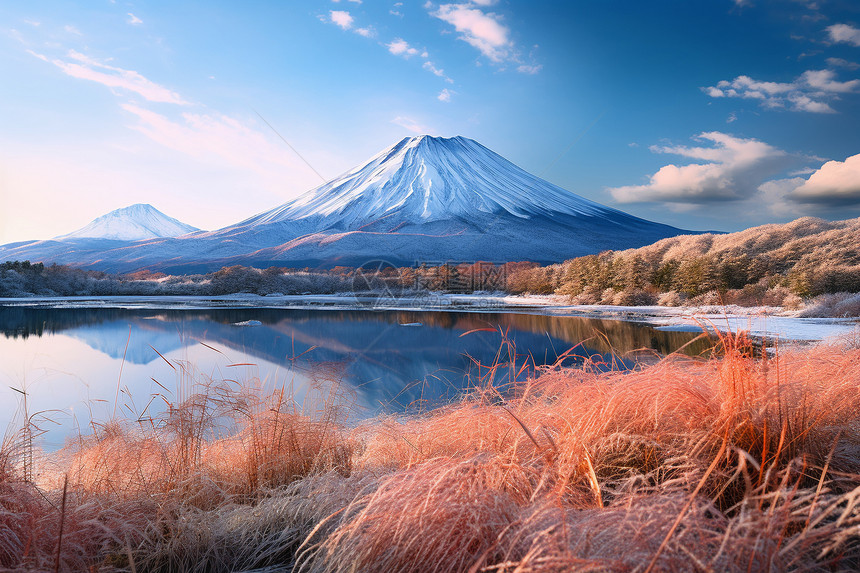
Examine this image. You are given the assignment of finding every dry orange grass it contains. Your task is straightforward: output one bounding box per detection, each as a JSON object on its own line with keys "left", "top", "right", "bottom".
{"left": 2, "top": 333, "right": 860, "bottom": 571}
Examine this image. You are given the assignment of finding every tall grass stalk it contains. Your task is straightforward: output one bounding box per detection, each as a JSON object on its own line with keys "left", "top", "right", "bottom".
{"left": 1, "top": 332, "right": 860, "bottom": 571}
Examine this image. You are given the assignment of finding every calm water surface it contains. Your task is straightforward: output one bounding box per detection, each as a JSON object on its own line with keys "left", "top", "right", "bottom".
{"left": 0, "top": 306, "right": 711, "bottom": 448}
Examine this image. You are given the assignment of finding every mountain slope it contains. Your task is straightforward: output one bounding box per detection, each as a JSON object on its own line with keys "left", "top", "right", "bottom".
{"left": 57, "top": 203, "right": 200, "bottom": 241}
{"left": 0, "top": 136, "right": 693, "bottom": 272}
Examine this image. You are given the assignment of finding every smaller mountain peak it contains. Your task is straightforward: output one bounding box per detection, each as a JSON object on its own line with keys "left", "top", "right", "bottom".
{"left": 56, "top": 204, "right": 200, "bottom": 241}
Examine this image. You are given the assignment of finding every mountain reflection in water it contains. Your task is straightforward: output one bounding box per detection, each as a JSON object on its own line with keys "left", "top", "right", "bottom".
{"left": 0, "top": 307, "right": 712, "bottom": 447}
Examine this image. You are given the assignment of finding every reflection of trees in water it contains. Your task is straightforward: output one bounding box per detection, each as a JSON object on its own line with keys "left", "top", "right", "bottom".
{"left": 0, "top": 306, "right": 711, "bottom": 356}
{"left": 490, "top": 314, "right": 713, "bottom": 357}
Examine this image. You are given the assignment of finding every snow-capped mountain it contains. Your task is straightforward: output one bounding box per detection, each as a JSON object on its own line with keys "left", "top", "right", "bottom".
{"left": 0, "top": 136, "right": 693, "bottom": 272}
{"left": 57, "top": 203, "right": 200, "bottom": 241}
{"left": 241, "top": 135, "right": 606, "bottom": 228}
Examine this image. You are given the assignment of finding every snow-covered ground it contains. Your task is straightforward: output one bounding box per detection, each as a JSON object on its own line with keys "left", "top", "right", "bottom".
{"left": 2, "top": 292, "right": 856, "bottom": 343}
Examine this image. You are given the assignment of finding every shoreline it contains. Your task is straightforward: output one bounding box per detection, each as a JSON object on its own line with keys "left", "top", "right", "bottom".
{"left": 2, "top": 292, "right": 857, "bottom": 343}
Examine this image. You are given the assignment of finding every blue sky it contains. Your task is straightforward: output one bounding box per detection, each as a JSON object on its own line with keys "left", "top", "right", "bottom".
{"left": 2, "top": 0, "right": 860, "bottom": 243}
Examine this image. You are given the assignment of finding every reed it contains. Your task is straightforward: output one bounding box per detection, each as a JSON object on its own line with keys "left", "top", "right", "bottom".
{"left": 2, "top": 332, "right": 859, "bottom": 571}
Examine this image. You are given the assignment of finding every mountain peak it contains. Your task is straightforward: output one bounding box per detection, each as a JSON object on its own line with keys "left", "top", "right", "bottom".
{"left": 57, "top": 204, "right": 201, "bottom": 241}
{"left": 240, "top": 134, "right": 610, "bottom": 229}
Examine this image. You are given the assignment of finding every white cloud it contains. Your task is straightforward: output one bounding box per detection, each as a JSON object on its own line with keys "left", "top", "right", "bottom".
{"left": 437, "top": 88, "right": 453, "bottom": 102}
{"left": 127, "top": 13, "right": 143, "bottom": 25}
{"left": 391, "top": 116, "right": 435, "bottom": 134}
{"left": 330, "top": 10, "right": 353, "bottom": 30}
{"left": 431, "top": 4, "right": 510, "bottom": 62}
{"left": 703, "top": 69, "right": 860, "bottom": 113}
{"left": 430, "top": 3, "right": 539, "bottom": 73}
{"left": 64, "top": 24, "right": 82, "bottom": 35}
{"left": 387, "top": 38, "right": 420, "bottom": 57}
{"left": 32, "top": 49, "right": 188, "bottom": 105}
{"left": 789, "top": 153, "right": 860, "bottom": 204}
{"left": 609, "top": 132, "right": 791, "bottom": 204}
{"left": 326, "top": 10, "right": 375, "bottom": 38}
{"left": 801, "top": 69, "right": 860, "bottom": 92}
{"left": 827, "top": 23, "right": 860, "bottom": 47}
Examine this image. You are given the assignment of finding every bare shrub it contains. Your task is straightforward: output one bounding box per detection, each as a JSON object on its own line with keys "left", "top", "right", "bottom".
{"left": 798, "top": 292, "right": 860, "bottom": 317}
{"left": 657, "top": 290, "right": 685, "bottom": 306}
{"left": 611, "top": 288, "right": 657, "bottom": 306}
{"left": 687, "top": 290, "right": 722, "bottom": 306}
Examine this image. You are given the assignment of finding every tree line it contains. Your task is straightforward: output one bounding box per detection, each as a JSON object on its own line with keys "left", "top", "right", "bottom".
{"left": 505, "top": 217, "right": 860, "bottom": 307}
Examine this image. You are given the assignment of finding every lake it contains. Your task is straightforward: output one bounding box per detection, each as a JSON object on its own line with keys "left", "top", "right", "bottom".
{"left": 0, "top": 305, "right": 712, "bottom": 449}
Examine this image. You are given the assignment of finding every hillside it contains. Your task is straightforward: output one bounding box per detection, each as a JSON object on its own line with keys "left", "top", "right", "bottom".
{"left": 507, "top": 216, "right": 860, "bottom": 305}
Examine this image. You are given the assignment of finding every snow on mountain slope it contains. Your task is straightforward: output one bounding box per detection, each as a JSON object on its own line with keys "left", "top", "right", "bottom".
{"left": 57, "top": 204, "right": 200, "bottom": 241}
{"left": 238, "top": 135, "right": 611, "bottom": 230}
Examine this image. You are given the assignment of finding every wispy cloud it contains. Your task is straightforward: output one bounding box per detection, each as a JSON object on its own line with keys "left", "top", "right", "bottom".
{"left": 827, "top": 57, "right": 860, "bottom": 70}
{"left": 609, "top": 132, "right": 791, "bottom": 204}
{"left": 31, "top": 49, "right": 189, "bottom": 105}
{"left": 423, "top": 61, "right": 452, "bottom": 82}
{"left": 827, "top": 23, "right": 860, "bottom": 47}
{"left": 437, "top": 88, "right": 454, "bottom": 102}
{"left": 64, "top": 24, "right": 82, "bottom": 36}
{"left": 703, "top": 69, "right": 860, "bottom": 113}
{"left": 120, "top": 103, "right": 318, "bottom": 180}
{"left": 127, "top": 13, "right": 143, "bottom": 25}
{"left": 330, "top": 10, "right": 354, "bottom": 30}
{"left": 391, "top": 115, "right": 435, "bottom": 134}
{"left": 322, "top": 12, "right": 444, "bottom": 84}
{"left": 517, "top": 64, "right": 542, "bottom": 74}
